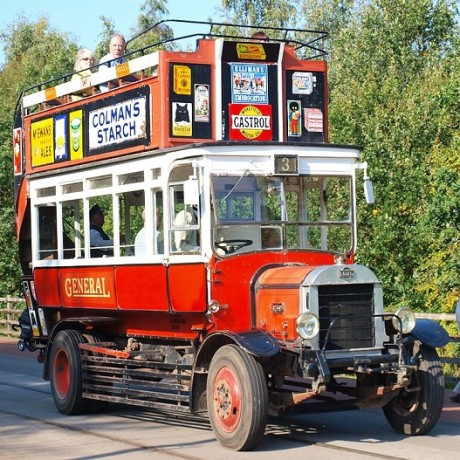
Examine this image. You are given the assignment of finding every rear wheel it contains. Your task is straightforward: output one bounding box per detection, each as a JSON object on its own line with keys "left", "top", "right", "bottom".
{"left": 50, "top": 329, "right": 90, "bottom": 414}
{"left": 207, "top": 344, "right": 268, "bottom": 451}
{"left": 383, "top": 343, "right": 444, "bottom": 435}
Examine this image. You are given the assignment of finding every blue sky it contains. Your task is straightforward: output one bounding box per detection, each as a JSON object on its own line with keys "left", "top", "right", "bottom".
{"left": 0, "top": 0, "right": 221, "bottom": 65}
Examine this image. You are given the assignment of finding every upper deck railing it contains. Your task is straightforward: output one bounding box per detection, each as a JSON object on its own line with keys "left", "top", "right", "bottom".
{"left": 16, "top": 19, "right": 328, "bottom": 114}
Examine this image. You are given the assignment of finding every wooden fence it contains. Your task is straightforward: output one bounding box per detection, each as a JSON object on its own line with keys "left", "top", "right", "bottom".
{"left": 0, "top": 296, "right": 25, "bottom": 337}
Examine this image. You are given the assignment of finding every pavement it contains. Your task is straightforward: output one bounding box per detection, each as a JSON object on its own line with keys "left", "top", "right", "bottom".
{"left": 1, "top": 337, "right": 459, "bottom": 422}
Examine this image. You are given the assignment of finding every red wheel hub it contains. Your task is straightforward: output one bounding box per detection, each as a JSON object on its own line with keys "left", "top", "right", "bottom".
{"left": 53, "top": 349, "right": 70, "bottom": 399}
{"left": 212, "top": 367, "right": 242, "bottom": 432}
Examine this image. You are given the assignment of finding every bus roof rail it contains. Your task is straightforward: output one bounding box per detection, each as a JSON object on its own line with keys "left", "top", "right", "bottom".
{"left": 127, "top": 18, "right": 328, "bottom": 59}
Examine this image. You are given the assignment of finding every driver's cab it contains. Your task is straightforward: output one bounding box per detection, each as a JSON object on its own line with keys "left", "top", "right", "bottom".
{"left": 210, "top": 171, "right": 355, "bottom": 256}
{"left": 212, "top": 175, "right": 285, "bottom": 254}
{"left": 167, "top": 158, "right": 356, "bottom": 258}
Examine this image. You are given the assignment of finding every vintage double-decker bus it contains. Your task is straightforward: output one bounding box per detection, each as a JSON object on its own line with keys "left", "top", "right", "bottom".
{"left": 13, "top": 20, "right": 449, "bottom": 451}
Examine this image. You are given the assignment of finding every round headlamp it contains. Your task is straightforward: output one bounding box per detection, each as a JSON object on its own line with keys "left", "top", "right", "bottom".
{"left": 392, "top": 307, "right": 416, "bottom": 334}
{"left": 296, "top": 312, "right": 320, "bottom": 340}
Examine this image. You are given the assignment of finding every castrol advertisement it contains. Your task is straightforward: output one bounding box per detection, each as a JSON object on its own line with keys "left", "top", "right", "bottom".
{"left": 229, "top": 104, "right": 273, "bottom": 141}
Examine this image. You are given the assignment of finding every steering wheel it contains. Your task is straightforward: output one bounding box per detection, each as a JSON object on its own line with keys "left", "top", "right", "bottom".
{"left": 215, "top": 239, "right": 253, "bottom": 254}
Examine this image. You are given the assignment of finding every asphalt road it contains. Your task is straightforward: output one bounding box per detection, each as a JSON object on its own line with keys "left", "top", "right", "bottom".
{"left": 1, "top": 337, "right": 459, "bottom": 459}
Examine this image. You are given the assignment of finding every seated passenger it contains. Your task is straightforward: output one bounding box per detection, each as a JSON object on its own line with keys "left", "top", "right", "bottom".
{"left": 174, "top": 205, "right": 199, "bottom": 252}
{"left": 135, "top": 209, "right": 164, "bottom": 255}
{"left": 71, "top": 48, "right": 97, "bottom": 102}
{"left": 134, "top": 210, "right": 146, "bottom": 255}
{"left": 89, "top": 204, "right": 113, "bottom": 257}
{"left": 251, "top": 31, "right": 269, "bottom": 42}
{"left": 99, "top": 33, "right": 127, "bottom": 92}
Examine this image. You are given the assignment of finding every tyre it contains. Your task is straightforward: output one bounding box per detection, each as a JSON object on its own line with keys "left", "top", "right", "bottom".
{"left": 383, "top": 342, "right": 445, "bottom": 435}
{"left": 49, "top": 329, "right": 90, "bottom": 415}
{"left": 206, "top": 344, "right": 268, "bottom": 451}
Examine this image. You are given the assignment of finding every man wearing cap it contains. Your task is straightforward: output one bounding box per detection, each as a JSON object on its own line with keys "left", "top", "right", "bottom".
{"left": 89, "top": 204, "right": 113, "bottom": 257}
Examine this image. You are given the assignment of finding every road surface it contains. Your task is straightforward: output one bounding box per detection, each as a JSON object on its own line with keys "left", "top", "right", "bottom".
{"left": 1, "top": 338, "right": 459, "bottom": 459}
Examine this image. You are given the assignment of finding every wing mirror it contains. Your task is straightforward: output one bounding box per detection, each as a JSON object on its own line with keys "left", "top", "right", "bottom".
{"left": 356, "top": 162, "right": 375, "bottom": 204}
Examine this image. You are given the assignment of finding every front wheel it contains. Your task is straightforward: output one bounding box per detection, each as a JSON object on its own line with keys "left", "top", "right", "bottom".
{"left": 49, "top": 329, "right": 89, "bottom": 415}
{"left": 383, "top": 343, "right": 444, "bottom": 435}
{"left": 207, "top": 345, "right": 268, "bottom": 451}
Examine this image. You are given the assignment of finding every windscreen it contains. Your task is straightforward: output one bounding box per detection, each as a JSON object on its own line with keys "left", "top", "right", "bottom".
{"left": 211, "top": 174, "right": 353, "bottom": 255}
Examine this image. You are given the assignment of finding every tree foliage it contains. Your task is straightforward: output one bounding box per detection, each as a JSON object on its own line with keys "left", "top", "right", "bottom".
{"left": 0, "top": 17, "right": 77, "bottom": 295}
{"left": 221, "top": 0, "right": 298, "bottom": 29}
{"left": 127, "top": 0, "right": 174, "bottom": 53}
{"left": 326, "top": 0, "right": 460, "bottom": 312}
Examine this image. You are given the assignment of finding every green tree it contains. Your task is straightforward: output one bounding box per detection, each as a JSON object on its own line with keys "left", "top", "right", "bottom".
{"left": 127, "top": 0, "right": 174, "bottom": 53}
{"left": 215, "top": 0, "right": 298, "bottom": 38}
{"left": 326, "top": 0, "right": 459, "bottom": 310}
{"left": 222, "top": 0, "right": 297, "bottom": 28}
{"left": 414, "top": 49, "right": 460, "bottom": 315}
{"left": 0, "top": 17, "right": 77, "bottom": 294}
{"left": 95, "top": 1, "right": 173, "bottom": 61}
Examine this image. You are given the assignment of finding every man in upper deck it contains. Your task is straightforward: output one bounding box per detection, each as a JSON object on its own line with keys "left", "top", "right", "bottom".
{"left": 251, "top": 31, "right": 269, "bottom": 42}
{"left": 99, "top": 33, "right": 127, "bottom": 92}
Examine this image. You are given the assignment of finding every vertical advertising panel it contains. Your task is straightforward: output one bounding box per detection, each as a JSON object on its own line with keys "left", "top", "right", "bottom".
{"left": 220, "top": 40, "right": 281, "bottom": 142}
{"left": 169, "top": 63, "right": 212, "bottom": 140}
{"left": 285, "top": 70, "right": 325, "bottom": 143}
{"left": 69, "top": 109, "right": 84, "bottom": 160}
{"left": 13, "top": 127, "right": 22, "bottom": 175}
{"left": 30, "top": 118, "right": 54, "bottom": 167}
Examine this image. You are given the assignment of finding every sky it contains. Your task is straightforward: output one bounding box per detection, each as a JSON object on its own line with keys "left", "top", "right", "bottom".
{"left": 0, "top": 0, "right": 222, "bottom": 65}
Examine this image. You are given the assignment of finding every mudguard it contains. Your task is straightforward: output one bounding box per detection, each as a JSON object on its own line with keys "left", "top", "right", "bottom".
{"left": 231, "top": 329, "right": 281, "bottom": 357}
{"left": 215, "top": 329, "right": 281, "bottom": 357}
{"left": 411, "top": 318, "right": 450, "bottom": 348}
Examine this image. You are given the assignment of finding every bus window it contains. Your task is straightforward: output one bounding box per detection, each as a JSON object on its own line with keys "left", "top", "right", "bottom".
{"left": 154, "top": 191, "right": 164, "bottom": 254}
{"left": 169, "top": 165, "right": 200, "bottom": 253}
{"left": 62, "top": 200, "right": 82, "bottom": 259}
{"left": 89, "top": 196, "right": 113, "bottom": 257}
{"left": 133, "top": 190, "right": 163, "bottom": 256}
{"left": 170, "top": 184, "right": 199, "bottom": 252}
{"left": 116, "top": 171, "right": 146, "bottom": 256}
{"left": 38, "top": 206, "right": 57, "bottom": 260}
{"left": 118, "top": 191, "right": 143, "bottom": 256}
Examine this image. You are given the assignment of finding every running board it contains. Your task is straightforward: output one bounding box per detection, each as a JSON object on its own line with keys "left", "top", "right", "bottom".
{"left": 80, "top": 352, "right": 192, "bottom": 411}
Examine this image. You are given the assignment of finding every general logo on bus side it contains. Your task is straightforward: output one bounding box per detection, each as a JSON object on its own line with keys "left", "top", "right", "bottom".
{"left": 60, "top": 267, "right": 117, "bottom": 309}
{"left": 229, "top": 104, "right": 272, "bottom": 141}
